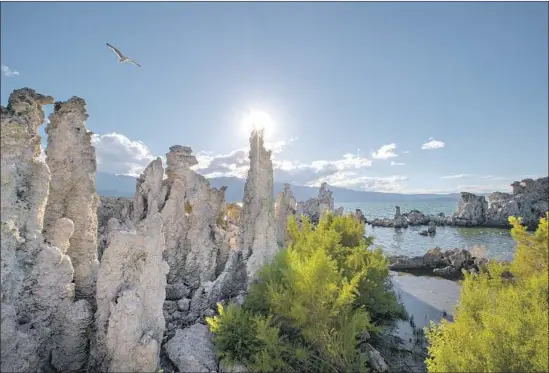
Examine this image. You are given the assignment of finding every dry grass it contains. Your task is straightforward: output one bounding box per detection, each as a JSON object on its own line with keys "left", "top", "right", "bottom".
{"left": 226, "top": 203, "right": 241, "bottom": 222}
{"left": 184, "top": 201, "right": 193, "bottom": 214}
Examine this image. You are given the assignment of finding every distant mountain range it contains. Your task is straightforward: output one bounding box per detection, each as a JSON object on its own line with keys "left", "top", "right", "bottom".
{"left": 96, "top": 172, "right": 463, "bottom": 203}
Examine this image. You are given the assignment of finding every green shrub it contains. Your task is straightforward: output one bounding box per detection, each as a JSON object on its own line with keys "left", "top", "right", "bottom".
{"left": 206, "top": 303, "right": 290, "bottom": 372}
{"left": 425, "top": 213, "right": 549, "bottom": 373}
{"left": 207, "top": 213, "right": 406, "bottom": 373}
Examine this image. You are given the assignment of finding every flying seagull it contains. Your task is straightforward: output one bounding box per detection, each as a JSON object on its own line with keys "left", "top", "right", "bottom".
{"left": 106, "top": 43, "right": 141, "bottom": 67}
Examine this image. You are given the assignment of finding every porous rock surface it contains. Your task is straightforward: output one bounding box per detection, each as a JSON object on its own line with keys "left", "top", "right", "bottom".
{"left": 296, "top": 182, "right": 335, "bottom": 223}
{"left": 97, "top": 196, "right": 134, "bottom": 260}
{"left": 43, "top": 97, "right": 100, "bottom": 300}
{"left": 96, "top": 140, "right": 252, "bottom": 361}
{"left": 239, "top": 129, "right": 280, "bottom": 286}
{"left": 1, "top": 88, "right": 92, "bottom": 373}
{"left": 165, "top": 323, "right": 218, "bottom": 373}
{"left": 453, "top": 192, "right": 488, "bottom": 226}
{"left": 275, "top": 183, "right": 297, "bottom": 247}
{"left": 484, "top": 177, "right": 548, "bottom": 229}
{"left": 132, "top": 156, "right": 165, "bottom": 223}
{"left": 367, "top": 177, "right": 548, "bottom": 230}
{"left": 388, "top": 247, "right": 489, "bottom": 279}
{"left": 90, "top": 213, "right": 169, "bottom": 372}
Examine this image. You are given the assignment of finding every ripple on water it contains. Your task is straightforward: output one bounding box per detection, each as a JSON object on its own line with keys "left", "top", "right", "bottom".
{"left": 339, "top": 201, "right": 516, "bottom": 261}
{"left": 367, "top": 225, "right": 515, "bottom": 261}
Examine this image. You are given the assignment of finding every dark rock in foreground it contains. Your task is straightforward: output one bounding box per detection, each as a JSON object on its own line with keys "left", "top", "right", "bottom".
{"left": 387, "top": 248, "right": 490, "bottom": 280}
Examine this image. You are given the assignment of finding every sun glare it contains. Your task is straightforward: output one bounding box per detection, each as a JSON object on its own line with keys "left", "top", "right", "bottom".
{"left": 242, "top": 110, "right": 275, "bottom": 139}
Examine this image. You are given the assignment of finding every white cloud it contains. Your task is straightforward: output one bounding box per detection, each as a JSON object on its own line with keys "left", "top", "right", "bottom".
{"left": 49, "top": 131, "right": 542, "bottom": 195}
{"left": 1, "top": 64, "right": 20, "bottom": 77}
{"left": 441, "top": 173, "right": 474, "bottom": 179}
{"left": 408, "top": 183, "right": 512, "bottom": 195}
{"left": 313, "top": 173, "right": 410, "bottom": 193}
{"left": 266, "top": 138, "right": 298, "bottom": 154}
{"left": 390, "top": 161, "right": 405, "bottom": 166}
{"left": 480, "top": 175, "right": 512, "bottom": 181}
{"left": 88, "top": 131, "right": 378, "bottom": 189}
{"left": 371, "top": 143, "right": 398, "bottom": 160}
{"left": 91, "top": 132, "right": 157, "bottom": 176}
{"left": 195, "top": 148, "right": 250, "bottom": 178}
{"left": 421, "top": 137, "right": 445, "bottom": 150}
{"left": 402, "top": 150, "right": 410, "bottom": 154}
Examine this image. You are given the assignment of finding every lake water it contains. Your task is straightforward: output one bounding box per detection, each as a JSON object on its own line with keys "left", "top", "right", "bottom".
{"left": 336, "top": 200, "right": 516, "bottom": 371}
{"left": 338, "top": 200, "right": 516, "bottom": 261}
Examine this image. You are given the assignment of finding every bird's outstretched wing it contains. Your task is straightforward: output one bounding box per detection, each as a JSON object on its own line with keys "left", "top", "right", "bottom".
{"left": 106, "top": 43, "right": 124, "bottom": 59}
{"left": 126, "top": 59, "right": 142, "bottom": 68}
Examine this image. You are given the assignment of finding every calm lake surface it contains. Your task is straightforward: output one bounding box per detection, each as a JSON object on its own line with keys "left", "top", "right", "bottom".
{"left": 338, "top": 200, "right": 516, "bottom": 261}
{"left": 338, "top": 200, "right": 516, "bottom": 371}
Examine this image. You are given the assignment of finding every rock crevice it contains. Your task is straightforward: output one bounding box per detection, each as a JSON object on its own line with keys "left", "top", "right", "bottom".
{"left": 1, "top": 89, "right": 92, "bottom": 373}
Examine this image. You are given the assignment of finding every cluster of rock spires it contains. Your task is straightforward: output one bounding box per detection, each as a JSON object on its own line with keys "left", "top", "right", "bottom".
{"left": 4, "top": 87, "right": 544, "bottom": 373}
{"left": 364, "top": 178, "right": 548, "bottom": 231}
{"left": 0, "top": 88, "right": 343, "bottom": 373}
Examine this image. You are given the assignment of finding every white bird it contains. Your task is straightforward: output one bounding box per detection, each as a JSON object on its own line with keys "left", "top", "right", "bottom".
{"left": 106, "top": 43, "right": 141, "bottom": 67}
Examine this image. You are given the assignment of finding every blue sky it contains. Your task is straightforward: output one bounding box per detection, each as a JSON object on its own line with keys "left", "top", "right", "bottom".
{"left": 1, "top": 2, "right": 547, "bottom": 193}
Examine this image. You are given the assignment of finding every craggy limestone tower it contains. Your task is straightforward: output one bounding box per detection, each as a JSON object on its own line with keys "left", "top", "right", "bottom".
{"left": 43, "top": 97, "right": 100, "bottom": 300}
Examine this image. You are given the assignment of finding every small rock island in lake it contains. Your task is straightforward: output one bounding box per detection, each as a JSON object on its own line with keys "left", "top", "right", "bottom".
{"left": 364, "top": 176, "right": 548, "bottom": 231}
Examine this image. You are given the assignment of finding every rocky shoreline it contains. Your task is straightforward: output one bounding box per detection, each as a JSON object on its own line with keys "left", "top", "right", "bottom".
{"left": 360, "top": 177, "right": 548, "bottom": 231}
{"left": 387, "top": 247, "right": 492, "bottom": 280}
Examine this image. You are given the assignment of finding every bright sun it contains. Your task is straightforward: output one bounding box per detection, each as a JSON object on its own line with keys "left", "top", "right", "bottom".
{"left": 242, "top": 110, "right": 275, "bottom": 139}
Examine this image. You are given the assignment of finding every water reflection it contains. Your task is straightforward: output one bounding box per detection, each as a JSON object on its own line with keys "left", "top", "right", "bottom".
{"left": 367, "top": 225, "right": 515, "bottom": 261}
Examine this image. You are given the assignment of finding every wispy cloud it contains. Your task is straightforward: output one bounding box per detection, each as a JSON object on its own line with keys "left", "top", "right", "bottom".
{"left": 409, "top": 183, "right": 512, "bottom": 195}
{"left": 441, "top": 173, "right": 474, "bottom": 179}
{"left": 1, "top": 64, "right": 20, "bottom": 77}
{"left": 421, "top": 137, "right": 445, "bottom": 150}
{"left": 390, "top": 161, "right": 405, "bottom": 166}
{"left": 481, "top": 175, "right": 512, "bottom": 181}
{"left": 402, "top": 150, "right": 410, "bottom": 154}
{"left": 312, "top": 173, "right": 410, "bottom": 193}
{"left": 371, "top": 143, "right": 398, "bottom": 160}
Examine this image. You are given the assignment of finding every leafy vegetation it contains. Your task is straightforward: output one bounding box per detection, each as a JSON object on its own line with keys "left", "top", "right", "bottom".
{"left": 425, "top": 213, "right": 549, "bottom": 373}
{"left": 206, "top": 213, "right": 406, "bottom": 373}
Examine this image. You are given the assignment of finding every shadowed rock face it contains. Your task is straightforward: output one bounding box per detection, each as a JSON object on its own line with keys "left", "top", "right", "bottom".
{"left": 367, "top": 177, "right": 548, "bottom": 230}
{"left": 296, "top": 182, "right": 335, "bottom": 224}
{"left": 453, "top": 192, "right": 488, "bottom": 226}
{"left": 451, "top": 178, "right": 548, "bottom": 229}
{"left": 387, "top": 247, "right": 489, "bottom": 280}
{"left": 1, "top": 88, "right": 54, "bottom": 240}
{"left": 132, "top": 157, "right": 164, "bottom": 223}
{"left": 485, "top": 177, "right": 548, "bottom": 229}
{"left": 97, "top": 196, "right": 134, "bottom": 260}
{"left": 1, "top": 88, "right": 92, "bottom": 373}
{"left": 43, "top": 96, "right": 100, "bottom": 300}
{"left": 275, "top": 183, "right": 297, "bottom": 247}
{"left": 239, "top": 129, "right": 279, "bottom": 287}
{"left": 161, "top": 145, "right": 228, "bottom": 288}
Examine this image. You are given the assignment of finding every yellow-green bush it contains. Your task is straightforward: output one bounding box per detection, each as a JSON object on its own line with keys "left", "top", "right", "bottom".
{"left": 207, "top": 213, "right": 406, "bottom": 373}
{"left": 425, "top": 213, "right": 549, "bottom": 373}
